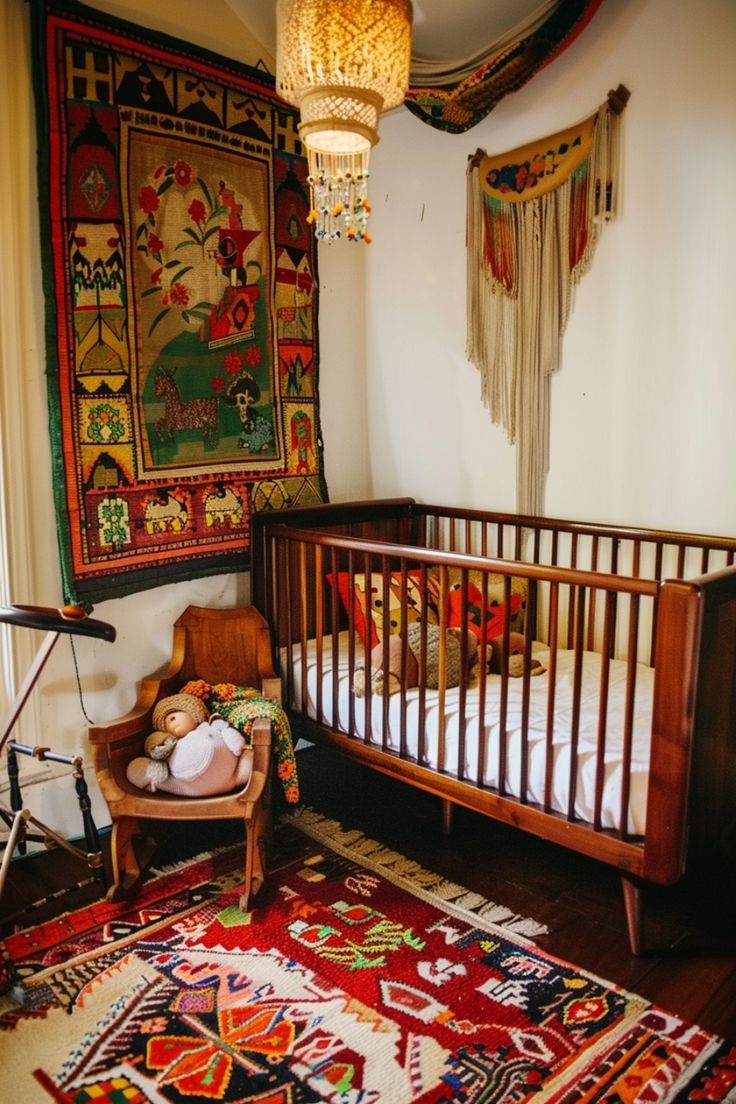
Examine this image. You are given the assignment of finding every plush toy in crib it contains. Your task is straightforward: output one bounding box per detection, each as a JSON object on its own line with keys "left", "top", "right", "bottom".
{"left": 354, "top": 624, "right": 544, "bottom": 696}
{"left": 489, "top": 631, "right": 545, "bottom": 678}
{"left": 125, "top": 692, "right": 253, "bottom": 796}
{"left": 354, "top": 623, "right": 478, "bottom": 697}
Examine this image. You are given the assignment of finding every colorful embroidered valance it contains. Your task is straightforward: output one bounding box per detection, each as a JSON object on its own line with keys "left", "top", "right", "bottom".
{"left": 405, "top": 0, "right": 603, "bottom": 134}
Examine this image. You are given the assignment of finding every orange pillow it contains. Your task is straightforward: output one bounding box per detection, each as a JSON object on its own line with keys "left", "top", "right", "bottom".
{"left": 326, "top": 570, "right": 430, "bottom": 647}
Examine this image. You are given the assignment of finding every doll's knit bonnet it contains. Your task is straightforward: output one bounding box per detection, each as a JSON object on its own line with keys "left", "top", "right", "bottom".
{"left": 152, "top": 693, "right": 208, "bottom": 732}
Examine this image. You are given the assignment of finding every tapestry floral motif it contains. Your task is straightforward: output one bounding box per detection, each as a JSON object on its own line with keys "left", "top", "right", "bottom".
{"left": 32, "top": 0, "right": 326, "bottom": 604}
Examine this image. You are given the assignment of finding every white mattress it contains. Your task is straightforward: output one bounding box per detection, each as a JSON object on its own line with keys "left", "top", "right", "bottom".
{"left": 283, "top": 633, "right": 654, "bottom": 836}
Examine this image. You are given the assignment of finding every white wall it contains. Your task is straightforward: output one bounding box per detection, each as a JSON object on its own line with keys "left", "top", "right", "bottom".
{"left": 365, "top": 0, "right": 736, "bottom": 535}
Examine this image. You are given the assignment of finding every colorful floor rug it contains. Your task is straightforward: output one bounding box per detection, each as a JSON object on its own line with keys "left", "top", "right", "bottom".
{"left": 31, "top": 0, "right": 327, "bottom": 604}
{"left": 1, "top": 808, "right": 733, "bottom": 1103}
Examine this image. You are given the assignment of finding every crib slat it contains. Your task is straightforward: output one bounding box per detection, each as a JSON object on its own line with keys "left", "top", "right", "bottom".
{"left": 593, "top": 590, "right": 615, "bottom": 831}
{"left": 543, "top": 583, "right": 560, "bottom": 813}
{"left": 360, "top": 550, "right": 377, "bottom": 749}
{"left": 457, "top": 589, "right": 469, "bottom": 783}
{"left": 619, "top": 595, "right": 640, "bottom": 837}
{"left": 399, "top": 561, "right": 413, "bottom": 761}
{"left": 281, "top": 537, "right": 295, "bottom": 712}
{"left": 436, "top": 566, "right": 450, "bottom": 774}
{"left": 347, "top": 551, "right": 357, "bottom": 738}
{"left": 329, "top": 547, "right": 340, "bottom": 730}
{"left": 475, "top": 584, "right": 489, "bottom": 791}
{"left": 586, "top": 536, "right": 600, "bottom": 652}
{"left": 298, "top": 543, "right": 310, "bottom": 717}
{"left": 567, "top": 587, "right": 586, "bottom": 822}
{"left": 497, "top": 584, "right": 510, "bottom": 797}
{"left": 380, "top": 566, "right": 391, "bottom": 747}
{"left": 650, "top": 543, "right": 664, "bottom": 666}
{"left": 417, "top": 611, "right": 428, "bottom": 767}
{"left": 314, "top": 546, "right": 324, "bottom": 723}
{"left": 677, "top": 545, "right": 686, "bottom": 577}
{"left": 514, "top": 574, "right": 531, "bottom": 804}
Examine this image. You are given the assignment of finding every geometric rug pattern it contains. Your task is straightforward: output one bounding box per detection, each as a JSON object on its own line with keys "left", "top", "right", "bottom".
{"left": 1, "top": 808, "right": 734, "bottom": 1102}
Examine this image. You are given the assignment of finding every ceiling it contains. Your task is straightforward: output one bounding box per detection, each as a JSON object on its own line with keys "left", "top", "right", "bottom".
{"left": 225, "top": 0, "right": 545, "bottom": 64}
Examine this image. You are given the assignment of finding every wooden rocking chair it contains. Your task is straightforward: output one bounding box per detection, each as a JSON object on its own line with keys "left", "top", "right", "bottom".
{"left": 90, "top": 605, "right": 280, "bottom": 909}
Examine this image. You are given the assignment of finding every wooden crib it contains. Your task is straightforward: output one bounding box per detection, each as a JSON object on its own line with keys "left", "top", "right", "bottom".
{"left": 252, "top": 498, "right": 736, "bottom": 953}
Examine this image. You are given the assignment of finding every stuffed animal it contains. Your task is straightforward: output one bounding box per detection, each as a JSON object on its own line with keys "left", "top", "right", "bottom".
{"left": 489, "top": 631, "right": 545, "bottom": 678}
{"left": 354, "top": 625, "right": 545, "bottom": 696}
{"left": 125, "top": 692, "right": 253, "bottom": 796}
{"left": 354, "top": 623, "right": 478, "bottom": 697}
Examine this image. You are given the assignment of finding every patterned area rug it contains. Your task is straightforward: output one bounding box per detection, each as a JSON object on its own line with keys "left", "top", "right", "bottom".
{"left": 1, "top": 808, "right": 733, "bottom": 1103}
{"left": 31, "top": 0, "right": 326, "bottom": 604}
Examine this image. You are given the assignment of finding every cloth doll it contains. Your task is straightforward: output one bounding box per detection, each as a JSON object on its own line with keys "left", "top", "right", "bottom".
{"left": 125, "top": 692, "right": 253, "bottom": 796}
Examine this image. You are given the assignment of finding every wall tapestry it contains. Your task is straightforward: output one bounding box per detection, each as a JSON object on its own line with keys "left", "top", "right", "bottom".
{"left": 405, "top": 0, "right": 603, "bottom": 134}
{"left": 466, "top": 86, "right": 629, "bottom": 517}
{"left": 31, "top": 0, "right": 327, "bottom": 605}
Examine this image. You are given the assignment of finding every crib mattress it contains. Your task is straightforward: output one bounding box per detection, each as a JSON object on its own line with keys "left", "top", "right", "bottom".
{"left": 283, "top": 634, "right": 654, "bottom": 836}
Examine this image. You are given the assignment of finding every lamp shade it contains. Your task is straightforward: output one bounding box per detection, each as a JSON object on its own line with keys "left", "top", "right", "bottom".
{"left": 276, "top": 0, "right": 413, "bottom": 242}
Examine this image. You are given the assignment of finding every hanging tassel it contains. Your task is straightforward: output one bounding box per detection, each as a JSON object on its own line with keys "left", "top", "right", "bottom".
{"left": 306, "top": 151, "right": 373, "bottom": 243}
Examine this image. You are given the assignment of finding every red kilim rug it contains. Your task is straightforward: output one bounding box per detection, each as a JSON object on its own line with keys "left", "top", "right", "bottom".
{"left": 0, "top": 808, "right": 734, "bottom": 1103}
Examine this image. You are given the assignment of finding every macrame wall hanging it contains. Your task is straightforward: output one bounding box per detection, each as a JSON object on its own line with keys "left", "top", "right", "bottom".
{"left": 467, "top": 85, "right": 630, "bottom": 517}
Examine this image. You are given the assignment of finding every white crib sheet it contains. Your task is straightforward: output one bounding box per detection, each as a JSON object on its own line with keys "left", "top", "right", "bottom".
{"left": 283, "top": 633, "right": 653, "bottom": 835}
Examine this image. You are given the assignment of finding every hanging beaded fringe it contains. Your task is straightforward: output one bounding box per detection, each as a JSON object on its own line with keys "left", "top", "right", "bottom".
{"left": 306, "top": 149, "right": 373, "bottom": 243}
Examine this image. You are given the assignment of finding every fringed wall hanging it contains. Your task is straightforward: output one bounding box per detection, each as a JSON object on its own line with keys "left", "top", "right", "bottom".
{"left": 467, "top": 85, "right": 630, "bottom": 517}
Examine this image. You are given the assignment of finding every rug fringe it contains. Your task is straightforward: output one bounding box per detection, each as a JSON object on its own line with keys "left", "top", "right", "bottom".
{"left": 148, "top": 843, "right": 232, "bottom": 877}
{"left": 283, "top": 806, "right": 549, "bottom": 940}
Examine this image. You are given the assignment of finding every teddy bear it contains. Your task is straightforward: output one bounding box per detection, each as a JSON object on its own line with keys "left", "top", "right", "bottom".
{"left": 125, "top": 692, "right": 253, "bottom": 796}
{"left": 354, "top": 622, "right": 479, "bottom": 696}
{"left": 353, "top": 624, "right": 544, "bottom": 696}
{"left": 488, "top": 631, "right": 545, "bottom": 678}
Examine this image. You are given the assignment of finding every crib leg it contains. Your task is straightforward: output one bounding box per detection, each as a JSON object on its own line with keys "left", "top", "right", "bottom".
{"left": 441, "top": 799, "right": 453, "bottom": 835}
{"left": 621, "top": 875, "right": 646, "bottom": 956}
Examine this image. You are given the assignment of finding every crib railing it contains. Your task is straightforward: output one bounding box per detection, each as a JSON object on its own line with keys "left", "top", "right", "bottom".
{"left": 252, "top": 499, "right": 734, "bottom": 884}
{"left": 415, "top": 504, "right": 736, "bottom": 666}
{"left": 262, "top": 527, "right": 659, "bottom": 836}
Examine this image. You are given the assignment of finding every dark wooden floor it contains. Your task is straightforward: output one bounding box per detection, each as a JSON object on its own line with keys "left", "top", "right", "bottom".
{"left": 2, "top": 744, "right": 735, "bottom": 1041}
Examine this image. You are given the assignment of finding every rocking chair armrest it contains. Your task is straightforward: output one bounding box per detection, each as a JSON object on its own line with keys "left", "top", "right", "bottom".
{"left": 95, "top": 766, "right": 129, "bottom": 805}
{"left": 248, "top": 716, "right": 272, "bottom": 776}
{"left": 261, "top": 676, "right": 282, "bottom": 704}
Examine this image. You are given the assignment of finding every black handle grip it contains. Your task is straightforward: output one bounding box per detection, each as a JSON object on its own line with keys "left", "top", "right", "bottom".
{"left": 0, "top": 604, "right": 116, "bottom": 642}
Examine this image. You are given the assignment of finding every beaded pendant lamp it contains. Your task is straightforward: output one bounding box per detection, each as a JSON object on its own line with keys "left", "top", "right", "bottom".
{"left": 276, "top": 0, "right": 412, "bottom": 243}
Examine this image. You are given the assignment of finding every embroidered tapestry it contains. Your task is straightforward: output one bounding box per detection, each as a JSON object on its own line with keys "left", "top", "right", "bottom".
{"left": 405, "top": 0, "right": 603, "bottom": 134}
{"left": 31, "top": 0, "right": 327, "bottom": 605}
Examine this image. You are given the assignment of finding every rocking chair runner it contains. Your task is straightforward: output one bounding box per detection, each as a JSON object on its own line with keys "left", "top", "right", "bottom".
{"left": 90, "top": 605, "right": 281, "bottom": 909}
